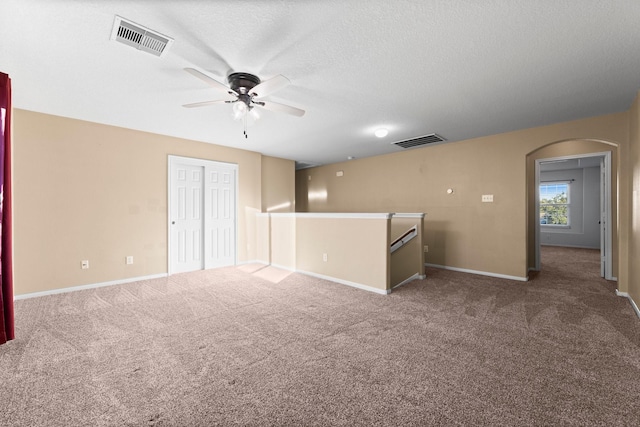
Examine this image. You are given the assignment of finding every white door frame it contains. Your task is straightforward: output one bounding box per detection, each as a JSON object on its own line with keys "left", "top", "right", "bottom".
{"left": 168, "top": 155, "right": 238, "bottom": 275}
{"left": 599, "top": 157, "right": 607, "bottom": 278}
{"left": 534, "top": 151, "right": 613, "bottom": 280}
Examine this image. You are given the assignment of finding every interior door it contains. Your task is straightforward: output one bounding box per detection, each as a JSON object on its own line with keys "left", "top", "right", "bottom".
{"left": 205, "top": 167, "right": 236, "bottom": 268}
{"left": 169, "top": 156, "right": 237, "bottom": 274}
{"left": 171, "top": 163, "right": 204, "bottom": 273}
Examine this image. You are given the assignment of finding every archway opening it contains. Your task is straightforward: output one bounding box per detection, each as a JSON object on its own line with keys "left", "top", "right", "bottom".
{"left": 526, "top": 139, "right": 619, "bottom": 281}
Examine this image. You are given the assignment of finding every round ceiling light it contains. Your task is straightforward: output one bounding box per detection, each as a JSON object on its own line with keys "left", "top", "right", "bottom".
{"left": 374, "top": 128, "right": 389, "bottom": 138}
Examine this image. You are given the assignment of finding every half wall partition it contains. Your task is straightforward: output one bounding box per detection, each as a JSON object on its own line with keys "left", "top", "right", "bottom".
{"left": 256, "top": 212, "right": 425, "bottom": 294}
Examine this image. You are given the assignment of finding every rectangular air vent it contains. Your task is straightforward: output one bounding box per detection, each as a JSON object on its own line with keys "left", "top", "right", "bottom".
{"left": 110, "top": 16, "right": 173, "bottom": 57}
{"left": 392, "top": 133, "right": 446, "bottom": 149}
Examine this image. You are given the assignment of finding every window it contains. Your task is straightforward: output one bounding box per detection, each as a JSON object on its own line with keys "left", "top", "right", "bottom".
{"left": 540, "top": 182, "right": 570, "bottom": 226}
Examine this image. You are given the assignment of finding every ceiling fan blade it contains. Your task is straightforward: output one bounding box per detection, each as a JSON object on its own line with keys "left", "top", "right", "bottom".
{"left": 182, "top": 99, "right": 229, "bottom": 108}
{"left": 258, "top": 100, "right": 305, "bottom": 117}
{"left": 184, "top": 68, "right": 237, "bottom": 98}
{"left": 249, "top": 74, "right": 290, "bottom": 98}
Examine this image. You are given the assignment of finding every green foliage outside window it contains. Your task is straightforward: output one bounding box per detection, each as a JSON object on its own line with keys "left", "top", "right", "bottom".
{"left": 540, "top": 183, "right": 569, "bottom": 226}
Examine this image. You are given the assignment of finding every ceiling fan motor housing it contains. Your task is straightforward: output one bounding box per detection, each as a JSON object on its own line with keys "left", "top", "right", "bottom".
{"left": 228, "top": 72, "right": 260, "bottom": 95}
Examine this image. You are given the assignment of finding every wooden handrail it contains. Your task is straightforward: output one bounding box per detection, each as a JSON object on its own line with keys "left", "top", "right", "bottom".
{"left": 390, "top": 226, "right": 417, "bottom": 254}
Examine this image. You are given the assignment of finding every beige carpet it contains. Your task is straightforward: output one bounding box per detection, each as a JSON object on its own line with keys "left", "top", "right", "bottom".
{"left": 0, "top": 247, "right": 639, "bottom": 426}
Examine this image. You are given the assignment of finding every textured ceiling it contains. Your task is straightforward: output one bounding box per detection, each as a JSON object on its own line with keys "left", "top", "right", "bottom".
{"left": 1, "top": 1, "right": 639, "bottom": 167}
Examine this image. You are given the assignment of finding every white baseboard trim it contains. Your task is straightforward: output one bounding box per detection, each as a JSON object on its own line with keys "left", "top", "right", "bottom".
{"left": 270, "top": 263, "right": 297, "bottom": 272}
{"left": 392, "top": 273, "right": 425, "bottom": 290}
{"left": 425, "top": 263, "right": 528, "bottom": 282}
{"left": 14, "top": 273, "right": 169, "bottom": 301}
{"left": 615, "top": 289, "right": 640, "bottom": 319}
{"left": 298, "top": 270, "right": 390, "bottom": 295}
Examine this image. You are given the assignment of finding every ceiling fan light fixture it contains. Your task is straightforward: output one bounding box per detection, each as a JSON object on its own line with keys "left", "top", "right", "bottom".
{"left": 375, "top": 128, "right": 389, "bottom": 138}
{"left": 232, "top": 101, "right": 248, "bottom": 120}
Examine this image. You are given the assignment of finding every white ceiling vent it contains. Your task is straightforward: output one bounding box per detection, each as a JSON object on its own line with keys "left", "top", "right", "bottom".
{"left": 110, "top": 16, "right": 173, "bottom": 57}
{"left": 392, "top": 133, "right": 446, "bottom": 149}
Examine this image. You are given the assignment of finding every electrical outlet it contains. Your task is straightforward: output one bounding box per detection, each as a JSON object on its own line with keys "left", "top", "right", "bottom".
{"left": 81, "top": 260, "right": 89, "bottom": 269}
{"left": 424, "top": 245, "right": 429, "bottom": 253}
{"left": 322, "top": 253, "right": 328, "bottom": 262}
{"left": 482, "top": 194, "right": 494, "bottom": 202}
{"left": 126, "top": 256, "right": 134, "bottom": 265}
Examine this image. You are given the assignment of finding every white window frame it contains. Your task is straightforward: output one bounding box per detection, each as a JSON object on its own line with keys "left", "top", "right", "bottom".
{"left": 539, "top": 180, "right": 571, "bottom": 228}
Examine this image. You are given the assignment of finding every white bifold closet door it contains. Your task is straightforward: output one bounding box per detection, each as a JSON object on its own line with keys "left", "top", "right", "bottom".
{"left": 169, "top": 156, "right": 236, "bottom": 274}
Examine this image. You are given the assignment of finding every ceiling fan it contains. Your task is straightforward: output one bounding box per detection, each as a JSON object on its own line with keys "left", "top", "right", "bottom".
{"left": 182, "top": 68, "right": 305, "bottom": 138}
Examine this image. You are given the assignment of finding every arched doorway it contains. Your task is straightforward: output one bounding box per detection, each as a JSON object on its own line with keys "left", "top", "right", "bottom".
{"left": 526, "top": 139, "right": 619, "bottom": 280}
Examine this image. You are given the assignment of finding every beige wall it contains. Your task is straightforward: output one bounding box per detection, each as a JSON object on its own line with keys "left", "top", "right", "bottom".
{"left": 296, "top": 112, "right": 630, "bottom": 283}
{"left": 629, "top": 91, "right": 640, "bottom": 305}
{"left": 270, "top": 214, "right": 296, "bottom": 269}
{"left": 13, "top": 109, "right": 293, "bottom": 295}
{"left": 295, "top": 215, "right": 390, "bottom": 291}
{"left": 255, "top": 156, "right": 295, "bottom": 264}
{"left": 255, "top": 214, "right": 271, "bottom": 264}
{"left": 261, "top": 156, "right": 295, "bottom": 213}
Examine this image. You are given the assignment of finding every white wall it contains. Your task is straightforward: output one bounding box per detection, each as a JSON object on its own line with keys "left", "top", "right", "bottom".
{"left": 540, "top": 167, "right": 600, "bottom": 248}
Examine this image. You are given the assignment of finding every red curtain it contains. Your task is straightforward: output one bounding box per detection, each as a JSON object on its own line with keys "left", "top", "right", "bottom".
{"left": 0, "top": 72, "right": 14, "bottom": 344}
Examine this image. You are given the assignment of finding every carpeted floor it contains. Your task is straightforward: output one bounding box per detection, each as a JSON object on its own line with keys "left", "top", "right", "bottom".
{"left": 1, "top": 246, "right": 639, "bottom": 426}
